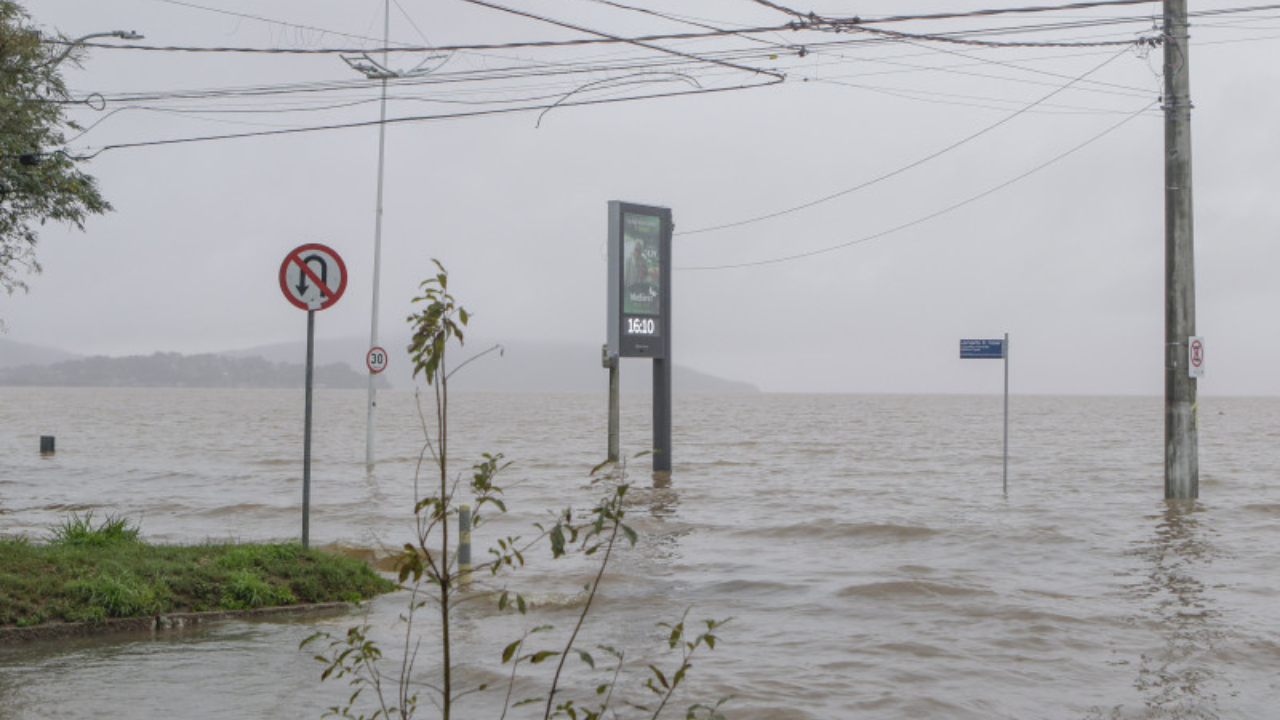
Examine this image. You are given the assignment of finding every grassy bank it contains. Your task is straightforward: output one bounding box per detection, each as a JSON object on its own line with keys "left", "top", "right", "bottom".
{"left": 0, "top": 513, "right": 396, "bottom": 628}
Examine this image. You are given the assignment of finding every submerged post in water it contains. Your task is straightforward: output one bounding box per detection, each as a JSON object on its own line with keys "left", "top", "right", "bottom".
{"left": 959, "top": 336, "right": 1009, "bottom": 492}
{"left": 1163, "top": 0, "right": 1199, "bottom": 499}
{"left": 458, "top": 504, "right": 472, "bottom": 589}
{"left": 603, "top": 345, "right": 620, "bottom": 463}
{"left": 654, "top": 355, "right": 672, "bottom": 475}
{"left": 1003, "top": 332, "right": 1009, "bottom": 495}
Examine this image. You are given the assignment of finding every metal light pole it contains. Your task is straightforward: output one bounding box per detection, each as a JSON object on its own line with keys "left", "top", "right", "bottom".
{"left": 1163, "top": 0, "right": 1199, "bottom": 499}
{"left": 343, "top": 5, "right": 444, "bottom": 473}
{"left": 365, "top": 3, "right": 392, "bottom": 474}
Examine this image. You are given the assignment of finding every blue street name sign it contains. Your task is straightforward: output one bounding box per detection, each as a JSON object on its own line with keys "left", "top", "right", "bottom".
{"left": 960, "top": 338, "right": 1005, "bottom": 359}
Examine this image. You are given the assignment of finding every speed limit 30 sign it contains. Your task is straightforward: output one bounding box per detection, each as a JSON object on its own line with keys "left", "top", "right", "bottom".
{"left": 367, "top": 347, "right": 389, "bottom": 374}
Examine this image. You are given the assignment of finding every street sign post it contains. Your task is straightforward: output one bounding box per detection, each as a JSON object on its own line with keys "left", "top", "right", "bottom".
{"left": 960, "top": 334, "right": 1010, "bottom": 493}
{"left": 279, "top": 243, "right": 347, "bottom": 547}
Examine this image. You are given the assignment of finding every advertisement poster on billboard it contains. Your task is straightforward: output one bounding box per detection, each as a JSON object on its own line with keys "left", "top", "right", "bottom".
{"left": 623, "top": 212, "right": 661, "bottom": 317}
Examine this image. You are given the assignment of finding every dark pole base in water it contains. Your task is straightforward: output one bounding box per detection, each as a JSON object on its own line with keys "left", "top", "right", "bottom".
{"left": 603, "top": 345, "right": 620, "bottom": 463}
{"left": 653, "top": 357, "right": 671, "bottom": 474}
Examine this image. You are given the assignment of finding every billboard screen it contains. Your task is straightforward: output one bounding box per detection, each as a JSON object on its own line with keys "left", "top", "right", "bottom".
{"left": 623, "top": 213, "right": 662, "bottom": 317}
{"left": 607, "top": 201, "right": 672, "bottom": 359}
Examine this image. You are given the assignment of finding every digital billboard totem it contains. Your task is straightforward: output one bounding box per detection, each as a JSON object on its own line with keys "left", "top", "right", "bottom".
{"left": 605, "top": 201, "right": 674, "bottom": 474}
{"left": 608, "top": 202, "right": 672, "bottom": 359}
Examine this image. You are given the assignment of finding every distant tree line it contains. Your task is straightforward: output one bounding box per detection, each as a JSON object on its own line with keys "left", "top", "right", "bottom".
{"left": 0, "top": 352, "right": 384, "bottom": 389}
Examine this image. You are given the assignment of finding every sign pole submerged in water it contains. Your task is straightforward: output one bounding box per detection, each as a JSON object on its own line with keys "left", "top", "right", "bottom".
{"left": 280, "top": 243, "right": 348, "bottom": 547}
{"left": 303, "top": 309, "right": 315, "bottom": 546}
{"left": 1003, "top": 332, "right": 1009, "bottom": 493}
{"left": 960, "top": 335, "right": 1009, "bottom": 494}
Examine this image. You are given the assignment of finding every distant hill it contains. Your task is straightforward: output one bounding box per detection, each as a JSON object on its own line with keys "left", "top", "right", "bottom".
{"left": 0, "top": 337, "right": 759, "bottom": 393}
{"left": 0, "top": 351, "right": 381, "bottom": 389}
{"left": 0, "top": 338, "right": 79, "bottom": 369}
{"left": 226, "top": 336, "right": 760, "bottom": 394}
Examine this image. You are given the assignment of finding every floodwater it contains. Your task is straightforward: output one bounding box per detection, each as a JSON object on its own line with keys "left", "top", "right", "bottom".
{"left": 1, "top": 388, "right": 1278, "bottom": 719}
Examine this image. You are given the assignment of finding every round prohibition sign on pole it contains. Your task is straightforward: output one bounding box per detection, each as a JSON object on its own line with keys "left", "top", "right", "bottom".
{"left": 280, "top": 243, "right": 347, "bottom": 311}
{"left": 1189, "top": 336, "right": 1205, "bottom": 378}
{"left": 367, "top": 346, "right": 388, "bottom": 374}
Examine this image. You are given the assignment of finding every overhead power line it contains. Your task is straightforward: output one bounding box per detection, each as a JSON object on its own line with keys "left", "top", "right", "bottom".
{"left": 430, "top": 0, "right": 785, "bottom": 79}
{"left": 68, "top": 4, "right": 1280, "bottom": 56}
{"left": 55, "top": 1, "right": 1275, "bottom": 165}
{"left": 679, "top": 99, "right": 1158, "bottom": 271}
{"left": 679, "top": 46, "right": 1137, "bottom": 236}
{"left": 746, "top": 0, "right": 1163, "bottom": 24}
{"left": 576, "top": 0, "right": 798, "bottom": 51}
{"left": 846, "top": 24, "right": 1161, "bottom": 50}
{"left": 144, "top": 0, "right": 411, "bottom": 48}
{"left": 60, "top": 76, "right": 782, "bottom": 160}
{"left": 70, "top": 24, "right": 796, "bottom": 55}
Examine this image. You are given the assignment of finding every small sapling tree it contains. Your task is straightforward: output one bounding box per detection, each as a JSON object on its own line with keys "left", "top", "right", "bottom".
{"left": 304, "top": 260, "right": 727, "bottom": 720}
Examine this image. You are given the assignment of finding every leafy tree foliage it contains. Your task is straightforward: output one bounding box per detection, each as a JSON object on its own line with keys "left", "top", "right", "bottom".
{"left": 0, "top": 0, "right": 110, "bottom": 296}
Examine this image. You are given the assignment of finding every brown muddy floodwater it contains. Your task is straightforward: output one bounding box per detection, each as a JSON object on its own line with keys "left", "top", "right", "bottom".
{"left": 1, "top": 388, "right": 1278, "bottom": 718}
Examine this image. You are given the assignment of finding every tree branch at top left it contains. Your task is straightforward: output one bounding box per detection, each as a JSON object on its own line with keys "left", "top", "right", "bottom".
{"left": 0, "top": 0, "right": 112, "bottom": 303}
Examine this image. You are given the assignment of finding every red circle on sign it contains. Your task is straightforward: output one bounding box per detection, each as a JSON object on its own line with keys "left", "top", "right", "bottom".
{"left": 1190, "top": 339, "right": 1204, "bottom": 367}
{"left": 279, "top": 243, "right": 347, "bottom": 311}
{"left": 367, "top": 346, "right": 388, "bottom": 374}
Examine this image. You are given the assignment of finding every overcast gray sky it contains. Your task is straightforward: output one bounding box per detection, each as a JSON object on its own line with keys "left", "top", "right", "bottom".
{"left": 5, "top": 0, "right": 1279, "bottom": 395}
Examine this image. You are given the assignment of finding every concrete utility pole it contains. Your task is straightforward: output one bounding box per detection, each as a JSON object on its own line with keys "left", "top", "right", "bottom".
{"left": 1163, "top": 0, "right": 1199, "bottom": 499}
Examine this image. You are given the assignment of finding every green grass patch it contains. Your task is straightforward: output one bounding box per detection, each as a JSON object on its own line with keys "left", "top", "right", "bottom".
{"left": 47, "top": 511, "right": 141, "bottom": 547}
{"left": 0, "top": 516, "right": 396, "bottom": 628}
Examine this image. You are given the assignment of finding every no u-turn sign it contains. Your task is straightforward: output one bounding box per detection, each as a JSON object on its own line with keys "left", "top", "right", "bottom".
{"left": 280, "top": 243, "right": 347, "bottom": 311}
{"left": 279, "top": 242, "right": 348, "bottom": 547}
